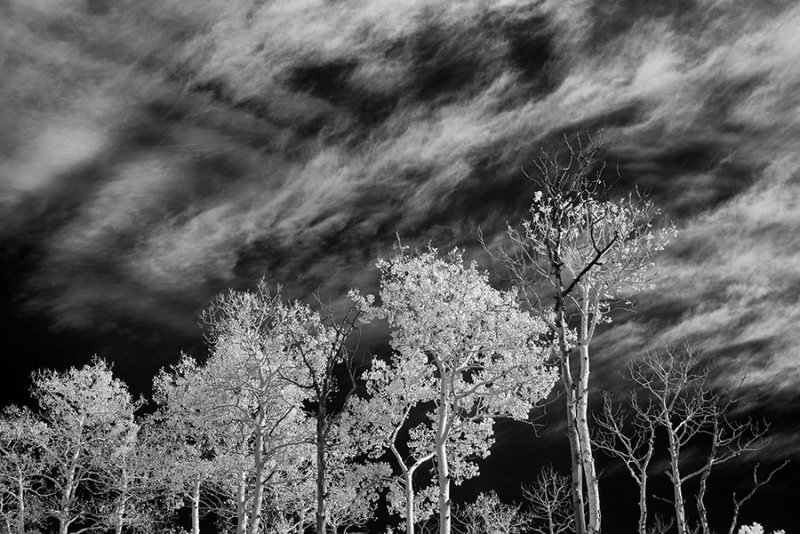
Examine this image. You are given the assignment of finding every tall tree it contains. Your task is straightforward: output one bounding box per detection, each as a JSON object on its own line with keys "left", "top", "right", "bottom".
{"left": 628, "top": 348, "right": 772, "bottom": 534}
{"left": 0, "top": 406, "right": 47, "bottom": 534}
{"left": 594, "top": 390, "right": 657, "bottom": 534}
{"left": 31, "top": 359, "right": 139, "bottom": 534}
{"left": 345, "top": 353, "right": 438, "bottom": 534}
{"left": 489, "top": 133, "right": 675, "bottom": 534}
{"left": 276, "top": 299, "right": 363, "bottom": 534}
{"left": 522, "top": 465, "right": 574, "bottom": 534}
{"left": 353, "top": 247, "right": 558, "bottom": 534}
{"left": 150, "top": 355, "right": 229, "bottom": 534}
{"left": 199, "top": 282, "right": 316, "bottom": 534}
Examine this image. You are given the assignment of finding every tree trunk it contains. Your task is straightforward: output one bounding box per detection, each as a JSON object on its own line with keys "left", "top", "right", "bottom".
{"left": 236, "top": 469, "right": 248, "bottom": 534}
{"left": 114, "top": 503, "right": 125, "bottom": 534}
{"left": 564, "top": 386, "right": 587, "bottom": 534}
{"left": 577, "top": 290, "right": 601, "bottom": 534}
{"left": 405, "top": 471, "right": 416, "bottom": 534}
{"left": 247, "top": 408, "right": 268, "bottom": 534}
{"left": 435, "top": 435, "right": 451, "bottom": 534}
{"left": 59, "top": 442, "right": 82, "bottom": 534}
{"left": 697, "top": 476, "right": 710, "bottom": 534}
{"left": 558, "top": 310, "right": 587, "bottom": 534}
{"left": 15, "top": 471, "right": 25, "bottom": 534}
{"left": 316, "top": 410, "right": 327, "bottom": 534}
{"left": 637, "top": 478, "right": 647, "bottom": 534}
{"left": 435, "top": 379, "right": 451, "bottom": 534}
{"left": 666, "top": 437, "right": 688, "bottom": 534}
{"left": 192, "top": 477, "right": 201, "bottom": 534}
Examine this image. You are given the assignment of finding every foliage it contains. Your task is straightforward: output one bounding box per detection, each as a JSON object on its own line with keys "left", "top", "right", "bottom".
{"left": 454, "top": 492, "right": 527, "bottom": 534}
{"left": 352, "top": 246, "right": 557, "bottom": 534}
{"left": 492, "top": 132, "right": 677, "bottom": 534}
{"left": 737, "top": 523, "right": 785, "bottom": 534}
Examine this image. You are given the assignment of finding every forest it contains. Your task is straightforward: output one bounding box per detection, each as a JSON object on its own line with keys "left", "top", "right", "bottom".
{"left": 0, "top": 141, "right": 788, "bottom": 534}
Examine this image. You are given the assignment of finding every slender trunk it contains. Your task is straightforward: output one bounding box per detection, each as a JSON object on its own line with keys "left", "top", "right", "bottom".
{"left": 696, "top": 418, "right": 719, "bottom": 534}
{"left": 578, "top": 288, "right": 600, "bottom": 534}
{"left": 436, "top": 380, "right": 451, "bottom": 534}
{"left": 637, "top": 478, "right": 647, "bottom": 534}
{"left": 405, "top": 471, "right": 416, "bottom": 534}
{"left": 236, "top": 468, "right": 248, "bottom": 534}
{"left": 558, "top": 309, "right": 587, "bottom": 534}
{"left": 565, "top": 386, "right": 587, "bottom": 534}
{"left": 59, "top": 441, "right": 83, "bottom": 534}
{"left": 114, "top": 468, "right": 129, "bottom": 534}
{"left": 316, "top": 409, "right": 327, "bottom": 534}
{"left": 435, "top": 435, "right": 451, "bottom": 534}
{"left": 114, "top": 502, "right": 125, "bottom": 534}
{"left": 15, "top": 470, "right": 24, "bottom": 534}
{"left": 666, "top": 434, "right": 687, "bottom": 534}
{"left": 697, "top": 473, "right": 710, "bottom": 534}
{"left": 247, "top": 408, "right": 268, "bottom": 534}
{"left": 192, "top": 477, "right": 201, "bottom": 534}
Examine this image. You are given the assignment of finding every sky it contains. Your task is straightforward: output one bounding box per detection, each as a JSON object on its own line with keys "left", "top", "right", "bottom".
{"left": 1, "top": 0, "right": 799, "bottom": 531}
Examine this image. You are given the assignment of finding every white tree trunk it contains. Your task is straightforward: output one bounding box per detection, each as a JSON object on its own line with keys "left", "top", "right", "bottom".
{"left": 435, "top": 380, "right": 452, "bottom": 534}
{"left": 247, "top": 409, "right": 268, "bottom": 534}
{"left": 435, "top": 435, "right": 451, "bottom": 534}
{"left": 192, "top": 477, "right": 201, "bottom": 534}
{"left": 315, "top": 414, "right": 327, "bottom": 534}
{"left": 578, "top": 287, "right": 601, "bottom": 534}
{"left": 405, "top": 471, "right": 416, "bottom": 534}
{"left": 236, "top": 469, "right": 248, "bottom": 534}
{"left": 558, "top": 311, "right": 587, "bottom": 534}
{"left": 15, "top": 471, "right": 25, "bottom": 534}
{"left": 666, "top": 435, "right": 688, "bottom": 534}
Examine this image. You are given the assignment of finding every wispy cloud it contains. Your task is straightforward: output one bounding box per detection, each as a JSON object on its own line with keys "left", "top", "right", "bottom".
{"left": 3, "top": 0, "right": 800, "bottom": 410}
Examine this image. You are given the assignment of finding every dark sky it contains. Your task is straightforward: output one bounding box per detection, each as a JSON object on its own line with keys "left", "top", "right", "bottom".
{"left": 1, "top": 0, "right": 799, "bottom": 531}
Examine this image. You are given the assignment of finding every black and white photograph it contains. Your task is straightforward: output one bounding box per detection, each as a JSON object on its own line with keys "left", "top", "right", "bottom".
{"left": 0, "top": 1, "right": 798, "bottom": 533}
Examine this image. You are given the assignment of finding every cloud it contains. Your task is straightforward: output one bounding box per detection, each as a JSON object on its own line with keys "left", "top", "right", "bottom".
{"left": 2, "top": 0, "right": 800, "bottom": 413}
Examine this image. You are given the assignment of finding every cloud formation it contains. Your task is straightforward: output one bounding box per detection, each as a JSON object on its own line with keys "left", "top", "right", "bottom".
{"left": 2, "top": 0, "right": 800, "bottom": 402}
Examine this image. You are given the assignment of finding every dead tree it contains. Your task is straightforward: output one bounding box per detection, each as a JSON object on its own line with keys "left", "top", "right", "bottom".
{"left": 594, "top": 390, "right": 657, "bottom": 534}
{"left": 522, "top": 465, "right": 574, "bottom": 534}
{"left": 629, "top": 347, "right": 774, "bottom": 534}
{"left": 726, "top": 461, "right": 789, "bottom": 534}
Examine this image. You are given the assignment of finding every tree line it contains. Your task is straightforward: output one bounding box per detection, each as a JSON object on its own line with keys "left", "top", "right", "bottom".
{"left": 0, "top": 136, "right": 787, "bottom": 534}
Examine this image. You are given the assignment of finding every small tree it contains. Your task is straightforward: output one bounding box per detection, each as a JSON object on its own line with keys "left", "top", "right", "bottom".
{"left": 594, "top": 388, "right": 657, "bottom": 534}
{"left": 522, "top": 465, "right": 574, "bottom": 534}
{"left": 345, "top": 350, "right": 438, "bottom": 534}
{"left": 352, "top": 247, "right": 558, "bottom": 534}
{"left": 454, "top": 492, "right": 527, "bottom": 534}
{"left": 628, "top": 347, "right": 777, "bottom": 534}
{"left": 489, "top": 133, "right": 675, "bottom": 534}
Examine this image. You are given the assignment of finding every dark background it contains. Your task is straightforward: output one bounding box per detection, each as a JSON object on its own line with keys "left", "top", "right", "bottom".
{"left": 1, "top": 0, "right": 798, "bottom": 531}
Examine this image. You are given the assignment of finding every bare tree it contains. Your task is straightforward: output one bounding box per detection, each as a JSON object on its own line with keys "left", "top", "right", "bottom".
{"left": 487, "top": 132, "right": 675, "bottom": 534}
{"left": 629, "top": 347, "right": 773, "bottom": 534}
{"left": 522, "top": 465, "right": 574, "bottom": 534}
{"left": 454, "top": 492, "right": 527, "bottom": 534}
{"left": 647, "top": 514, "right": 674, "bottom": 534}
{"left": 594, "top": 389, "right": 657, "bottom": 533}
{"left": 725, "top": 461, "right": 789, "bottom": 534}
